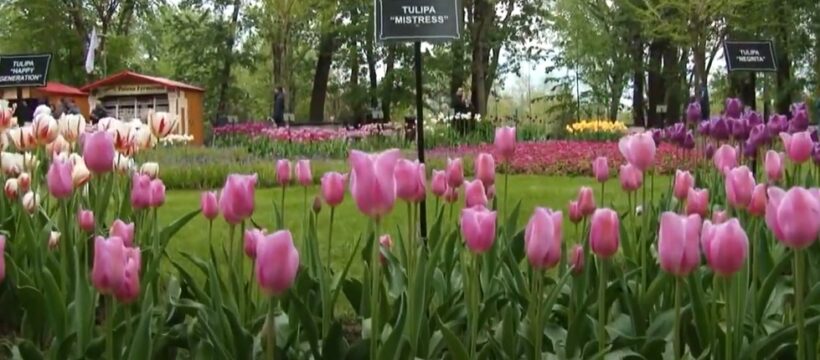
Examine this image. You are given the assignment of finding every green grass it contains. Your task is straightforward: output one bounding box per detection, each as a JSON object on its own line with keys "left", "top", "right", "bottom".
{"left": 162, "top": 174, "right": 671, "bottom": 277}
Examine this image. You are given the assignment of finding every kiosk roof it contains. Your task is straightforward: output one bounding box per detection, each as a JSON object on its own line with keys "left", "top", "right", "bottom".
{"left": 81, "top": 70, "right": 204, "bottom": 92}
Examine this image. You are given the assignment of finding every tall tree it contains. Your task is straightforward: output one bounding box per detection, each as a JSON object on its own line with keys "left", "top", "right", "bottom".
{"left": 215, "top": 0, "right": 242, "bottom": 119}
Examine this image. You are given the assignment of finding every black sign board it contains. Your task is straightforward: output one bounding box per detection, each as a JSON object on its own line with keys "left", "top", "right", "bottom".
{"left": 723, "top": 41, "right": 777, "bottom": 72}
{"left": 375, "top": 0, "right": 461, "bottom": 42}
{"left": 0, "top": 54, "right": 51, "bottom": 88}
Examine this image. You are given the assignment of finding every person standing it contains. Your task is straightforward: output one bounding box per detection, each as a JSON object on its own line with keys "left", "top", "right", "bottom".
{"left": 272, "top": 86, "right": 286, "bottom": 127}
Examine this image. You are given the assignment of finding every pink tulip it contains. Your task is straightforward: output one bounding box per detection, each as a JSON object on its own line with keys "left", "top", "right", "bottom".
{"left": 589, "top": 208, "right": 620, "bottom": 258}
{"left": 618, "top": 163, "right": 643, "bottom": 192}
{"left": 618, "top": 132, "right": 656, "bottom": 171}
{"left": 494, "top": 126, "right": 516, "bottom": 162}
{"left": 395, "top": 159, "right": 426, "bottom": 203}
{"left": 445, "top": 158, "right": 464, "bottom": 188}
{"left": 673, "top": 170, "right": 694, "bottom": 200}
{"left": 276, "top": 159, "right": 291, "bottom": 186}
{"left": 350, "top": 149, "right": 402, "bottom": 219}
{"left": 570, "top": 244, "right": 584, "bottom": 275}
{"left": 148, "top": 179, "right": 166, "bottom": 208}
{"left": 431, "top": 170, "right": 447, "bottom": 198}
{"left": 110, "top": 220, "right": 135, "bottom": 247}
{"left": 255, "top": 230, "right": 300, "bottom": 295}
{"left": 712, "top": 210, "right": 728, "bottom": 224}
{"left": 115, "top": 247, "right": 141, "bottom": 304}
{"left": 295, "top": 159, "right": 312, "bottom": 186}
{"left": 577, "top": 187, "right": 596, "bottom": 217}
{"left": 82, "top": 131, "right": 115, "bottom": 173}
{"left": 131, "top": 173, "right": 152, "bottom": 209}
{"left": 91, "top": 236, "right": 126, "bottom": 295}
{"left": 486, "top": 185, "right": 496, "bottom": 201}
{"left": 464, "top": 179, "right": 488, "bottom": 208}
{"left": 725, "top": 166, "right": 756, "bottom": 209}
{"left": 244, "top": 229, "right": 265, "bottom": 259}
{"left": 748, "top": 184, "right": 767, "bottom": 217}
{"left": 219, "top": 174, "right": 258, "bottom": 225}
{"left": 713, "top": 144, "right": 738, "bottom": 173}
{"left": 592, "top": 157, "right": 609, "bottom": 183}
{"left": 201, "top": 191, "right": 219, "bottom": 220}
{"left": 701, "top": 219, "right": 748, "bottom": 276}
{"left": 658, "top": 212, "right": 702, "bottom": 276}
{"left": 525, "top": 208, "right": 562, "bottom": 269}
{"left": 78, "top": 209, "right": 95, "bottom": 233}
{"left": 379, "top": 234, "right": 392, "bottom": 265}
{"left": 765, "top": 187, "right": 820, "bottom": 249}
{"left": 460, "top": 206, "right": 497, "bottom": 254}
{"left": 764, "top": 150, "right": 784, "bottom": 183}
{"left": 780, "top": 131, "right": 813, "bottom": 164}
{"left": 46, "top": 158, "right": 74, "bottom": 199}
{"left": 685, "top": 188, "right": 709, "bottom": 217}
{"left": 475, "top": 153, "right": 496, "bottom": 187}
{"left": 568, "top": 201, "right": 583, "bottom": 224}
{"left": 320, "top": 172, "right": 346, "bottom": 207}
{"left": 444, "top": 186, "right": 459, "bottom": 204}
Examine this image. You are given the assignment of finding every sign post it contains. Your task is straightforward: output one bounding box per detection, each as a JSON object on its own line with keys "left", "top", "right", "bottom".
{"left": 376, "top": 0, "right": 461, "bottom": 244}
{"left": 723, "top": 40, "right": 777, "bottom": 176}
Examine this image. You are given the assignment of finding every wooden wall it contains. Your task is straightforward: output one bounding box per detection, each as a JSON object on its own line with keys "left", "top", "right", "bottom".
{"left": 185, "top": 91, "right": 205, "bottom": 145}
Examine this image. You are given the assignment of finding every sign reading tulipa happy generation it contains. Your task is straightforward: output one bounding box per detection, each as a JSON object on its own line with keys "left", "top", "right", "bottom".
{"left": 0, "top": 53, "right": 51, "bottom": 87}
{"left": 375, "top": 0, "right": 461, "bottom": 42}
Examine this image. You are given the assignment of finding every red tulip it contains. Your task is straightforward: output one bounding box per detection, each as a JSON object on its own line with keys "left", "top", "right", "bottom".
{"left": 110, "top": 219, "right": 135, "bottom": 247}
{"left": 725, "top": 166, "right": 756, "bottom": 209}
{"left": 349, "top": 149, "right": 401, "bottom": 219}
{"left": 219, "top": 174, "right": 258, "bottom": 225}
{"left": 475, "top": 152, "right": 496, "bottom": 187}
{"left": 765, "top": 187, "right": 820, "bottom": 249}
{"left": 525, "top": 208, "right": 562, "bottom": 269}
{"left": 701, "top": 219, "right": 748, "bottom": 276}
{"left": 255, "top": 230, "right": 300, "bottom": 295}
{"left": 460, "top": 206, "right": 497, "bottom": 254}
{"left": 201, "top": 191, "right": 219, "bottom": 220}
{"left": 494, "top": 126, "right": 516, "bottom": 162}
{"left": 91, "top": 236, "right": 126, "bottom": 295}
{"left": 320, "top": 172, "right": 346, "bottom": 207}
{"left": 464, "top": 179, "right": 488, "bottom": 208}
{"left": 673, "top": 170, "right": 694, "bottom": 200}
{"left": 658, "top": 212, "right": 701, "bottom": 276}
{"left": 592, "top": 156, "right": 609, "bottom": 183}
{"left": 46, "top": 158, "right": 74, "bottom": 199}
{"left": 589, "top": 208, "right": 619, "bottom": 258}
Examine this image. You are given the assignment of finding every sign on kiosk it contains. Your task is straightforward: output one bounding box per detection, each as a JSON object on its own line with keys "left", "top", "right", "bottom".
{"left": 375, "top": 0, "right": 461, "bottom": 42}
{"left": 0, "top": 54, "right": 52, "bottom": 87}
{"left": 723, "top": 41, "right": 777, "bottom": 72}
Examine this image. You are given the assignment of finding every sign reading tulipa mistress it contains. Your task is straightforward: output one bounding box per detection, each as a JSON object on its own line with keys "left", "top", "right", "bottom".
{"left": 0, "top": 54, "right": 51, "bottom": 87}
{"left": 723, "top": 41, "right": 777, "bottom": 72}
{"left": 375, "top": 0, "right": 461, "bottom": 42}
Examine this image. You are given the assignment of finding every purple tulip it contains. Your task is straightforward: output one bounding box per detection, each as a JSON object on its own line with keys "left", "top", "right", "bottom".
{"left": 705, "top": 143, "right": 716, "bottom": 160}
{"left": 697, "top": 120, "right": 711, "bottom": 136}
{"left": 813, "top": 144, "right": 820, "bottom": 165}
{"left": 710, "top": 117, "right": 730, "bottom": 140}
{"left": 745, "top": 111, "right": 763, "bottom": 127}
{"left": 789, "top": 109, "right": 809, "bottom": 133}
{"left": 651, "top": 129, "right": 663, "bottom": 146}
{"left": 731, "top": 117, "right": 750, "bottom": 141}
{"left": 725, "top": 98, "right": 742, "bottom": 118}
{"left": 683, "top": 131, "right": 696, "bottom": 150}
{"left": 743, "top": 139, "right": 758, "bottom": 159}
{"left": 686, "top": 102, "right": 702, "bottom": 123}
{"left": 749, "top": 124, "right": 769, "bottom": 147}
{"left": 670, "top": 123, "right": 687, "bottom": 144}
{"left": 767, "top": 114, "right": 789, "bottom": 136}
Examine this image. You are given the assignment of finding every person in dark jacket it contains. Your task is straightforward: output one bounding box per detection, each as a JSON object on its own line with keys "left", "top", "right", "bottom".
{"left": 272, "top": 86, "right": 286, "bottom": 126}
{"left": 90, "top": 103, "right": 108, "bottom": 124}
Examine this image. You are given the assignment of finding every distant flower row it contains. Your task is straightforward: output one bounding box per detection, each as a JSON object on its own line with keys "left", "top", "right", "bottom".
{"left": 212, "top": 123, "right": 399, "bottom": 143}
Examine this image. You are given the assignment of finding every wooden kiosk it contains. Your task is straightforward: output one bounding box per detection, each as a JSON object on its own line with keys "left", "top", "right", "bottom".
{"left": 82, "top": 70, "right": 205, "bottom": 145}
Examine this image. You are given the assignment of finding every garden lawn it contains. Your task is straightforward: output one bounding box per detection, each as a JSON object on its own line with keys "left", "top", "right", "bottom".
{"left": 161, "top": 173, "right": 671, "bottom": 277}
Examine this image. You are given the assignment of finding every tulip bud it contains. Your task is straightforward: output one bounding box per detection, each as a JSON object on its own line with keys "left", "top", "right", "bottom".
{"left": 577, "top": 187, "right": 596, "bottom": 217}
{"left": 312, "top": 195, "right": 322, "bottom": 214}
{"left": 658, "top": 212, "right": 701, "bottom": 276}
{"left": 110, "top": 219, "right": 135, "bottom": 247}
{"left": 460, "top": 206, "right": 497, "bottom": 254}
{"left": 673, "top": 170, "right": 694, "bottom": 201}
{"left": 22, "top": 191, "right": 40, "bottom": 214}
{"left": 58, "top": 114, "right": 86, "bottom": 143}
{"left": 780, "top": 131, "right": 813, "bottom": 164}
{"left": 201, "top": 191, "right": 219, "bottom": 220}
{"left": 139, "top": 162, "right": 159, "bottom": 179}
{"left": 91, "top": 236, "right": 126, "bottom": 295}
{"left": 725, "top": 166, "right": 756, "bottom": 209}
{"left": 619, "top": 132, "right": 656, "bottom": 171}
{"left": 764, "top": 150, "right": 784, "bottom": 183}
{"left": 82, "top": 131, "right": 116, "bottom": 174}
{"left": 431, "top": 170, "right": 447, "bottom": 198}
{"left": 244, "top": 229, "right": 265, "bottom": 259}
{"left": 475, "top": 153, "right": 496, "bottom": 187}
{"left": 591, "top": 156, "right": 609, "bottom": 183}
{"left": 349, "top": 149, "right": 400, "bottom": 219}
{"left": 33, "top": 115, "right": 59, "bottom": 144}
{"left": 78, "top": 209, "right": 95, "bottom": 233}
{"left": 115, "top": 247, "right": 142, "bottom": 304}
{"left": 255, "top": 230, "right": 300, "bottom": 295}
{"left": 589, "top": 208, "right": 620, "bottom": 258}
{"left": 568, "top": 201, "right": 583, "bottom": 224}
{"left": 701, "top": 219, "right": 748, "bottom": 276}
{"left": 46, "top": 158, "right": 74, "bottom": 199}
{"left": 276, "top": 159, "right": 291, "bottom": 186}
{"left": 569, "top": 244, "right": 584, "bottom": 275}
{"left": 72, "top": 160, "right": 91, "bottom": 188}
{"left": 114, "top": 155, "right": 134, "bottom": 174}
{"left": 148, "top": 179, "right": 166, "bottom": 208}
{"left": 219, "top": 174, "right": 258, "bottom": 225}
{"left": 46, "top": 135, "right": 70, "bottom": 157}
{"left": 748, "top": 184, "right": 767, "bottom": 217}
{"left": 685, "top": 188, "right": 709, "bottom": 217}
{"left": 17, "top": 172, "right": 31, "bottom": 192}
{"left": 379, "top": 234, "right": 393, "bottom": 266}
{"left": 23, "top": 152, "right": 39, "bottom": 172}
{"left": 619, "top": 164, "right": 643, "bottom": 192}
{"left": 443, "top": 186, "right": 459, "bottom": 204}
{"left": 525, "top": 208, "right": 562, "bottom": 269}
{"left": 766, "top": 186, "right": 820, "bottom": 249}
{"left": 320, "top": 172, "right": 345, "bottom": 207}
{"left": 445, "top": 158, "right": 464, "bottom": 188}
{"left": 296, "top": 159, "right": 312, "bottom": 187}
{"left": 149, "top": 111, "right": 177, "bottom": 139}
{"left": 464, "top": 180, "right": 488, "bottom": 208}
{"left": 712, "top": 210, "right": 728, "bottom": 224}
{"left": 4, "top": 178, "right": 19, "bottom": 199}
{"left": 494, "top": 126, "right": 516, "bottom": 163}
{"left": 48, "top": 231, "right": 61, "bottom": 251}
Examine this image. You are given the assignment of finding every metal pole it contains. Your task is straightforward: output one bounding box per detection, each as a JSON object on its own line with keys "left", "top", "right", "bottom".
{"left": 414, "top": 41, "right": 428, "bottom": 244}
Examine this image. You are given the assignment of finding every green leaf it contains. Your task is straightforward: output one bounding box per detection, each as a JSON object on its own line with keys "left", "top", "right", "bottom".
{"left": 40, "top": 267, "right": 66, "bottom": 342}
{"left": 160, "top": 209, "right": 201, "bottom": 246}
{"left": 740, "top": 314, "right": 820, "bottom": 359}
{"left": 322, "top": 321, "right": 349, "bottom": 359}
{"left": 222, "top": 305, "right": 252, "bottom": 360}
{"left": 16, "top": 339, "right": 43, "bottom": 360}
{"left": 687, "top": 271, "right": 710, "bottom": 352}
{"left": 500, "top": 305, "right": 519, "bottom": 359}
{"left": 436, "top": 316, "right": 468, "bottom": 360}
{"left": 343, "top": 279, "right": 364, "bottom": 316}
{"left": 127, "top": 288, "right": 154, "bottom": 360}
{"left": 331, "top": 234, "right": 363, "bottom": 313}
{"left": 757, "top": 252, "right": 792, "bottom": 319}
{"left": 379, "top": 296, "right": 406, "bottom": 360}
{"left": 289, "top": 293, "right": 322, "bottom": 359}
{"left": 71, "top": 246, "right": 92, "bottom": 358}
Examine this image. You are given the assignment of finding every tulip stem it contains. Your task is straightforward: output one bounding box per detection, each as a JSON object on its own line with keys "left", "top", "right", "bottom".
{"left": 724, "top": 276, "right": 734, "bottom": 360}
{"left": 532, "top": 270, "right": 544, "bottom": 359}
{"left": 795, "top": 250, "right": 806, "bottom": 360}
{"left": 468, "top": 254, "right": 480, "bottom": 359}
{"left": 674, "top": 277, "right": 683, "bottom": 360}
{"left": 279, "top": 185, "right": 286, "bottom": 228}
{"left": 106, "top": 296, "right": 115, "bottom": 360}
{"left": 370, "top": 219, "right": 382, "bottom": 359}
{"left": 597, "top": 258, "right": 607, "bottom": 353}
{"left": 267, "top": 297, "right": 277, "bottom": 360}
{"left": 60, "top": 200, "right": 71, "bottom": 293}
{"left": 600, "top": 182, "right": 605, "bottom": 208}
{"left": 327, "top": 207, "right": 335, "bottom": 273}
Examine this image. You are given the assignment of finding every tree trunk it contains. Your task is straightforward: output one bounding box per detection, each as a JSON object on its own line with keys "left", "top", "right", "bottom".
{"left": 215, "top": 0, "right": 242, "bottom": 121}
{"left": 365, "top": 28, "right": 379, "bottom": 109}
{"left": 382, "top": 46, "right": 397, "bottom": 122}
{"left": 309, "top": 32, "right": 336, "bottom": 122}
{"left": 350, "top": 42, "right": 363, "bottom": 119}
{"left": 450, "top": 39, "right": 466, "bottom": 109}
{"left": 647, "top": 40, "right": 666, "bottom": 128}
{"left": 631, "top": 33, "right": 645, "bottom": 127}
{"left": 469, "top": 0, "right": 492, "bottom": 115}
{"left": 774, "top": 0, "right": 792, "bottom": 114}
{"left": 662, "top": 45, "right": 682, "bottom": 125}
